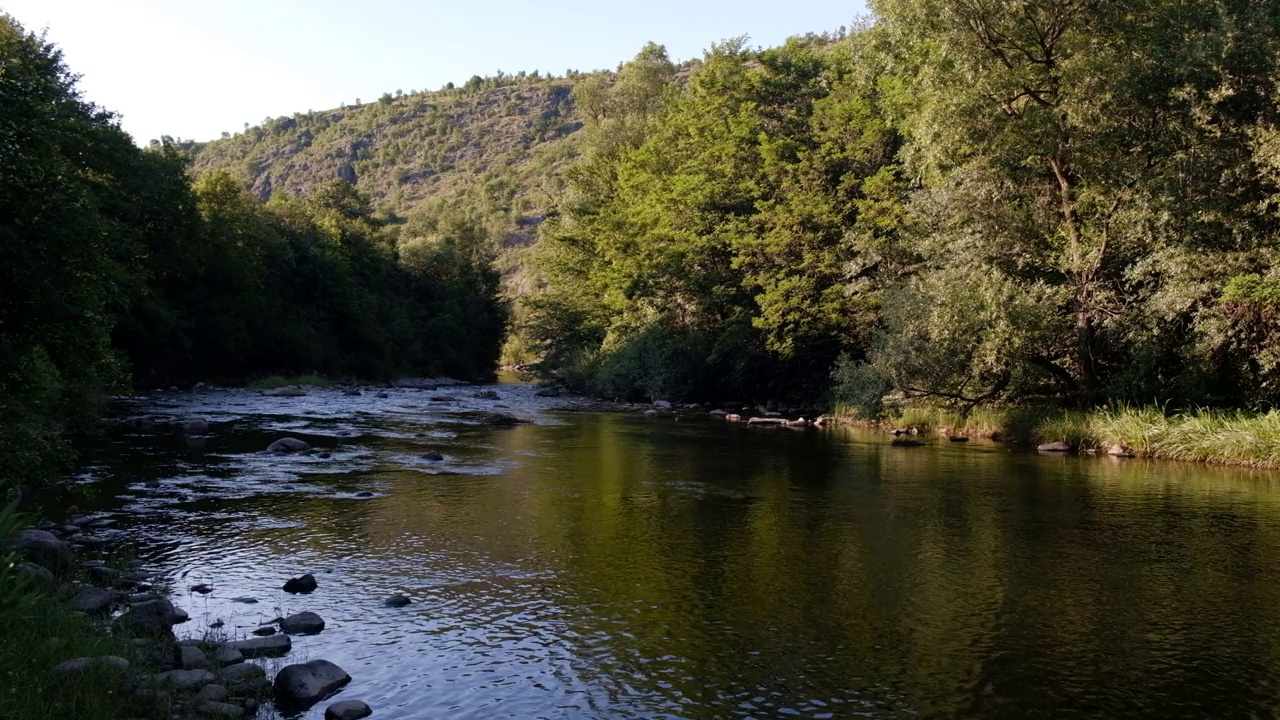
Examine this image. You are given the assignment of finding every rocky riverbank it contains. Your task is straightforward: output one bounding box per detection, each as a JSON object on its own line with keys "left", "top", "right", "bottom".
{"left": 5, "top": 511, "right": 375, "bottom": 719}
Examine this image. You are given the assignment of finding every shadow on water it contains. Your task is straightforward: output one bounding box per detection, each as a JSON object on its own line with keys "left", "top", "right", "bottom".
{"left": 63, "top": 381, "right": 1280, "bottom": 719}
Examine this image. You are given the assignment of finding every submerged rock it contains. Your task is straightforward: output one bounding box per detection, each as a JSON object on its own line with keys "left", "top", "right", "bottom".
{"left": 473, "top": 390, "right": 500, "bottom": 400}
{"left": 267, "top": 437, "right": 311, "bottom": 453}
{"left": 182, "top": 418, "right": 210, "bottom": 435}
{"left": 274, "top": 659, "right": 351, "bottom": 710}
{"left": 280, "top": 611, "right": 325, "bottom": 635}
{"left": 422, "top": 451, "right": 444, "bottom": 462}
{"left": 383, "top": 594, "right": 411, "bottom": 608}
{"left": 325, "top": 700, "right": 373, "bottom": 720}
{"left": 891, "top": 438, "right": 925, "bottom": 447}
{"left": 478, "top": 413, "right": 524, "bottom": 428}
{"left": 283, "top": 573, "right": 317, "bottom": 594}
{"left": 263, "top": 386, "right": 307, "bottom": 397}
{"left": 1037, "top": 441, "right": 1073, "bottom": 453}
{"left": 252, "top": 626, "right": 277, "bottom": 637}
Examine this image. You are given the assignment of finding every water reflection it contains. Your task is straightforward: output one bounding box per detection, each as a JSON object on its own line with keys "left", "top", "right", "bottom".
{"left": 71, "top": 384, "right": 1280, "bottom": 718}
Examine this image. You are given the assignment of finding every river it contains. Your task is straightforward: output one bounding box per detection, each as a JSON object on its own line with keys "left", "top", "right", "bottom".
{"left": 69, "top": 377, "right": 1280, "bottom": 719}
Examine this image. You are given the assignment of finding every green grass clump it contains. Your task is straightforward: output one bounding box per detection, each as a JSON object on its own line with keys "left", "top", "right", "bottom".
{"left": 247, "top": 373, "right": 330, "bottom": 389}
{"left": 840, "top": 401, "right": 1280, "bottom": 468}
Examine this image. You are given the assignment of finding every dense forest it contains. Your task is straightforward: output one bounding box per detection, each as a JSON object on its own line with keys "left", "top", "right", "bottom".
{"left": 525, "top": 1, "right": 1280, "bottom": 411}
{"left": 0, "top": 15, "right": 506, "bottom": 488}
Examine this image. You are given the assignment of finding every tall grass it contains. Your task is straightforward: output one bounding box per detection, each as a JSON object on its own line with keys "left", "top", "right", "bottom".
{"left": 836, "top": 403, "right": 1280, "bottom": 469}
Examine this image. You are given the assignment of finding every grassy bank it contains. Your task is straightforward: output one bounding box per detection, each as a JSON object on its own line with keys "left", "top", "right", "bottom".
{"left": 838, "top": 404, "right": 1280, "bottom": 469}
{"left": 0, "top": 505, "right": 172, "bottom": 720}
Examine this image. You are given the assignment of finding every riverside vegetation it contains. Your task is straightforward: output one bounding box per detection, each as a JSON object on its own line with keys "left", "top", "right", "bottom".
{"left": 4, "top": 3, "right": 1280, "bottom": 716}
{"left": 186, "top": 2, "right": 1280, "bottom": 466}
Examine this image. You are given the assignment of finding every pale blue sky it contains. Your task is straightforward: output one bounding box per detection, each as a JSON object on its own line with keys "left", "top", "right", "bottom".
{"left": 4, "top": 0, "right": 867, "bottom": 145}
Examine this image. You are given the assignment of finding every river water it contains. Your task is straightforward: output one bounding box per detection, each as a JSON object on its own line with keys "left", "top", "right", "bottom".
{"left": 70, "top": 378, "right": 1280, "bottom": 719}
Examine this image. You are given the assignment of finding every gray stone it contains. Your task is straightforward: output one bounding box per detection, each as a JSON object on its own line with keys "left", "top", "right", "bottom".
{"left": 251, "top": 625, "right": 276, "bottom": 636}
{"left": 190, "top": 583, "right": 213, "bottom": 594}
{"left": 54, "top": 656, "right": 128, "bottom": 675}
{"left": 195, "top": 684, "right": 228, "bottom": 703}
{"left": 86, "top": 518, "right": 116, "bottom": 529}
{"left": 17, "top": 562, "right": 54, "bottom": 584}
{"left": 231, "top": 596, "right": 257, "bottom": 604}
{"left": 267, "top": 437, "right": 311, "bottom": 453}
{"left": 226, "top": 634, "right": 291, "bottom": 658}
{"left": 220, "top": 662, "right": 268, "bottom": 691}
{"left": 422, "top": 451, "right": 444, "bottom": 462}
{"left": 114, "top": 598, "right": 188, "bottom": 635}
{"left": 280, "top": 611, "right": 325, "bottom": 635}
{"left": 177, "top": 645, "right": 207, "bottom": 669}
{"left": 282, "top": 573, "right": 317, "bottom": 593}
{"left": 8, "top": 528, "right": 71, "bottom": 571}
{"left": 325, "top": 700, "right": 373, "bottom": 720}
{"left": 183, "top": 418, "right": 210, "bottom": 435}
{"left": 211, "top": 645, "right": 243, "bottom": 667}
{"left": 1037, "top": 441, "right": 1073, "bottom": 453}
{"left": 383, "top": 594, "right": 411, "bottom": 608}
{"left": 197, "top": 701, "right": 245, "bottom": 718}
{"left": 69, "top": 586, "right": 114, "bottom": 614}
{"left": 154, "top": 668, "right": 216, "bottom": 690}
{"left": 263, "top": 386, "right": 307, "bottom": 397}
{"left": 274, "top": 659, "right": 351, "bottom": 710}
{"left": 652, "top": 400, "right": 673, "bottom": 409}
{"left": 88, "top": 565, "right": 120, "bottom": 586}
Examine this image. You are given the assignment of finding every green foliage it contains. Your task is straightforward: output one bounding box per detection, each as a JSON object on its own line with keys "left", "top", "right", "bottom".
{"left": 0, "top": 14, "right": 509, "bottom": 490}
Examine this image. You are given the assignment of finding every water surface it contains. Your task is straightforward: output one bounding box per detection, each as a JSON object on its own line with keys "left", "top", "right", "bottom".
{"left": 73, "top": 381, "right": 1280, "bottom": 718}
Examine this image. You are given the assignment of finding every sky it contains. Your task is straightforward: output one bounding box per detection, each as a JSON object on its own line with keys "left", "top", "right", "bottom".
{"left": 4, "top": 0, "right": 868, "bottom": 145}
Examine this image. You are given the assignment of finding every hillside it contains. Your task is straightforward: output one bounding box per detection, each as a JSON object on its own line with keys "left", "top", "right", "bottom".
{"left": 185, "top": 74, "right": 588, "bottom": 249}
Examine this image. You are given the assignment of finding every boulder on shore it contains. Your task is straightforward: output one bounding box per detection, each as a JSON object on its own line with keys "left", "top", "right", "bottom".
{"left": 326, "top": 700, "right": 373, "bottom": 720}
{"left": 280, "top": 611, "right": 325, "bottom": 635}
{"left": 69, "top": 586, "right": 114, "bottom": 614}
{"left": 54, "top": 656, "right": 129, "bottom": 675}
{"left": 274, "top": 659, "right": 351, "bottom": 710}
{"left": 267, "top": 437, "right": 311, "bottom": 454}
{"left": 9, "top": 529, "right": 72, "bottom": 571}
{"left": 283, "top": 573, "right": 317, "bottom": 593}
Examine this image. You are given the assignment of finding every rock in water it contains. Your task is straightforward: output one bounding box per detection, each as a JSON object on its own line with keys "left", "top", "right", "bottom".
{"left": 326, "top": 700, "right": 373, "bottom": 720}
{"left": 182, "top": 418, "right": 209, "bottom": 435}
{"left": 283, "top": 573, "right": 318, "bottom": 593}
{"left": 383, "top": 594, "right": 411, "bottom": 608}
{"left": 478, "top": 413, "right": 523, "bottom": 427}
{"left": 114, "top": 598, "right": 188, "bottom": 635}
{"left": 422, "top": 451, "right": 444, "bottom": 462}
{"left": 1108, "top": 443, "right": 1135, "bottom": 458}
{"left": 226, "top": 634, "right": 292, "bottom": 658}
{"left": 1037, "top": 441, "right": 1073, "bottom": 453}
{"left": 280, "top": 611, "right": 325, "bottom": 635}
{"left": 251, "top": 625, "right": 277, "bottom": 636}
{"left": 267, "top": 437, "right": 311, "bottom": 453}
{"left": 274, "top": 659, "right": 351, "bottom": 710}
{"left": 8, "top": 529, "right": 71, "bottom": 571}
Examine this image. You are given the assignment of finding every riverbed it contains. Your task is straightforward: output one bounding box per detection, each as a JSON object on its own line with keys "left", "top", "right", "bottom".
{"left": 69, "top": 378, "right": 1280, "bottom": 719}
